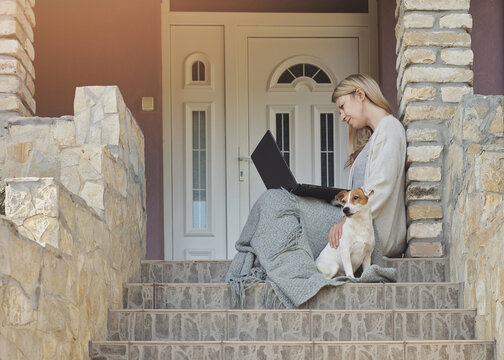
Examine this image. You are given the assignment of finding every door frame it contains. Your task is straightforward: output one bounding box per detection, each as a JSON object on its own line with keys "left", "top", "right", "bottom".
{"left": 161, "top": 0, "right": 378, "bottom": 260}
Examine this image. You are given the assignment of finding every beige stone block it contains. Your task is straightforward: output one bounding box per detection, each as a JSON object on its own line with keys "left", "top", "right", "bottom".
{"left": 7, "top": 141, "right": 31, "bottom": 163}
{"left": 0, "top": 39, "right": 34, "bottom": 78}
{"left": 0, "top": 0, "right": 34, "bottom": 42}
{"left": 489, "top": 106, "right": 503, "bottom": 134}
{"left": 25, "top": 4, "right": 35, "bottom": 28}
{"left": 441, "top": 49, "right": 473, "bottom": 66}
{"left": 399, "top": 86, "right": 436, "bottom": 112}
{"left": 5, "top": 176, "right": 58, "bottom": 223}
{"left": 0, "top": 56, "right": 27, "bottom": 79}
{"left": 1, "top": 283, "right": 35, "bottom": 325}
{"left": 463, "top": 121, "right": 482, "bottom": 142}
{"left": 402, "top": 31, "right": 471, "bottom": 48}
{"left": 481, "top": 152, "right": 504, "bottom": 193}
{"left": 481, "top": 193, "right": 502, "bottom": 225}
{"left": 403, "top": 0, "right": 470, "bottom": 11}
{"left": 102, "top": 114, "right": 120, "bottom": 146}
{"left": 441, "top": 86, "right": 473, "bottom": 103}
{"left": 406, "top": 128, "right": 437, "bottom": 142}
{"left": 440, "top": 13, "right": 472, "bottom": 30}
{"left": 407, "top": 222, "right": 443, "bottom": 240}
{"left": 104, "top": 87, "right": 119, "bottom": 114}
{"left": 24, "top": 37, "right": 34, "bottom": 61}
{"left": 0, "top": 18, "right": 21, "bottom": 38}
{"left": 467, "top": 143, "right": 481, "bottom": 160}
{"left": 407, "top": 145, "right": 443, "bottom": 163}
{"left": 80, "top": 182, "right": 105, "bottom": 211}
{"left": 408, "top": 205, "right": 442, "bottom": 222}
{"left": 54, "top": 120, "right": 76, "bottom": 146}
{"left": 25, "top": 71, "right": 33, "bottom": 95}
{"left": 405, "top": 241, "right": 443, "bottom": 257}
{"left": 0, "top": 74, "right": 35, "bottom": 112}
{"left": 403, "top": 13, "right": 435, "bottom": 28}
{"left": 23, "top": 215, "right": 59, "bottom": 248}
{"left": 406, "top": 184, "right": 441, "bottom": 201}
{"left": 401, "top": 67, "right": 473, "bottom": 88}
{"left": 407, "top": 166, "right": 442, "bottom": 182}
{"left": 404, "top": 105, "right": 456, "bottom": 124}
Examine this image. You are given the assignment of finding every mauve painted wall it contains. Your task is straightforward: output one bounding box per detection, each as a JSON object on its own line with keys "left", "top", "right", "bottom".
{"left": 471, "top": 0, "right": 504, "bottom": 95}
{"left": 34, "top": 0, "right": 165, "bottom": 259}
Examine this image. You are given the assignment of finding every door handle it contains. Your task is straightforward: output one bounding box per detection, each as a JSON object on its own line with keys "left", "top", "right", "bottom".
{"left": 238, "top": 156, "right": 251, "bottom": 162}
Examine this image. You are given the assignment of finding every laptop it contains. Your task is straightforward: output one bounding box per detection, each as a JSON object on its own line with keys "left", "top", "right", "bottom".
{"left": 251, "top": 130, "right": 347, "bottom": 201}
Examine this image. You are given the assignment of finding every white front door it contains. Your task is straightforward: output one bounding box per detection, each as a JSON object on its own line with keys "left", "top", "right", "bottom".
{"left": 162, "top": 10, "right": 377, "bottom": 260}
{"left": 247, "top": 37, "right": 358, "bottom": 208}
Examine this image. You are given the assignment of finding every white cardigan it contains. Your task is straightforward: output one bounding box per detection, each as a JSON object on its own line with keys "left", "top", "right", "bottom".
{"left": 347, "top": 115, "right": 407, "bottom": 257}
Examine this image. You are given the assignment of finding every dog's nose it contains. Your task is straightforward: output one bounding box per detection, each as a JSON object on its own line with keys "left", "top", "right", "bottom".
{"left": 343, "top": 207, "right": 350, "bottom": 215}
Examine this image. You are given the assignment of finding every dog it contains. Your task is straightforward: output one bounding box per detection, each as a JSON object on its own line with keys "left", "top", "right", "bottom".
{"left": 315, "top": 187, "right": 375, "bottom": 279}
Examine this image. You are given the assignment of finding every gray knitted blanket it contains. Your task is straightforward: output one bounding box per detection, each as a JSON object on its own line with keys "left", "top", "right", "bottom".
{"left": 225, "top": 189, "right": 397, "bottom": 309}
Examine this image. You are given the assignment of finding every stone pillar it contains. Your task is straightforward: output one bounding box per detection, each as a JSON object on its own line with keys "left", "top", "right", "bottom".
{"left": 0, "top": 0, "right": 36, "bottom": 123}
{"left": 395, "top": 0, "right": 473, "bottom": 257}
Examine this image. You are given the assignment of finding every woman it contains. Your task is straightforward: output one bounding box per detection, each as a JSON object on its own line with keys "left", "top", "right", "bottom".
{"left": 226, "top": 74, "right": 406, "bottom": 309}
{"left": 329, "top": 73, "right": 407, "bottom": 257}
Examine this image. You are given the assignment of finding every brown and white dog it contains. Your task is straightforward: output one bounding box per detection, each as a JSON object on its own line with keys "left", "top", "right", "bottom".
{"left": 315, "top": 187, "right": 375, "bottom": 279}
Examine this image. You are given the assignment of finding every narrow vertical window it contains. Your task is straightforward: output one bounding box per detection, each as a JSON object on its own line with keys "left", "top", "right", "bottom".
{"left": 191, "top": 61, "right": 206, "bottom": 82}
{"left": 320, "top": 113, "right": 334, "bottom": 187}
{"left": 275, "top": 113, "right": 290, "bottom": 166}
{"left": 192, "top": 111, "right": 207, "bottom": 228}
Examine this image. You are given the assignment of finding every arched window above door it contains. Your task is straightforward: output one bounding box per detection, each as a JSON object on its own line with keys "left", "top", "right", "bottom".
{"left": 268, "top": 56, "right": 336, "bottom": 92}
{"left": 185, "top": 53, "right": 212, "bottom": 88}
{"left": 277, "top": 64, "right": 331, "bottom": 84}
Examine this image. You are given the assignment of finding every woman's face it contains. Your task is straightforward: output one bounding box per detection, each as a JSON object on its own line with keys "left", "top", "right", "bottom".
{"left": 335, "top": 92, "right": 365, "bottom": 129}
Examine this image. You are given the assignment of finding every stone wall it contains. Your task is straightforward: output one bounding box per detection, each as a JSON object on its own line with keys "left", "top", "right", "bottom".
{"left": 0, "top": 86, "right": 146, "bottom": 360}
{"left": 0, "top": 0, "right": 36, "bottom": 123}
{"left": 445, "top": 95, "right": 504, "bottom": 359}
{"left": 395, "top": 0, "right": 473, "bottom": 257}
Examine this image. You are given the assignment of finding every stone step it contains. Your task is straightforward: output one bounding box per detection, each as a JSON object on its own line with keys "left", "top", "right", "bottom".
{"left": 107, "top": 309, "right": 475, "bottom": 342}
{"left": 90, "top": 340, "right": 494, "bottom": 360}
{"left": 123, "top": 282, "right": 462, "bottom": 310}
{"left": 140, "top": 257, "right": 449, "bottom": 284}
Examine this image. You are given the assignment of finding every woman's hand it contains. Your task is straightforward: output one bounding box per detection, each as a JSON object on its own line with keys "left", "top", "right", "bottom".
{"left": 328, "top": 218, "right": 346, "bottom": 248}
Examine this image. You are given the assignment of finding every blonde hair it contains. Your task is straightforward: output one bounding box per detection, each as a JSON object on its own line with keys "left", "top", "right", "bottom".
{"left": 332, "top": 73, "right": 393, "bottom": 168}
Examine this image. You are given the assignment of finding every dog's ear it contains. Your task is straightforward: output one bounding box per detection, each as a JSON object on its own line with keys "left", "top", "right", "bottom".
{"left": 363, "top": 187, "right": 374, "bottom": 197}
{"left": 334, "top": 190, "right": 347, "bottom": 204}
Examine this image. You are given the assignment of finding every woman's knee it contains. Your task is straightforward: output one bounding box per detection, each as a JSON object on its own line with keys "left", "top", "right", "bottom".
{"left": 256, "top": 189, "right": 295, "bottom": 209}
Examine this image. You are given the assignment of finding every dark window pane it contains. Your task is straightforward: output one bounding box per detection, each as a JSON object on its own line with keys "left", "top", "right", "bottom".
{"left": 200, "top": 112, "right": 206, "bottom": 147}
{"left": 328, "top": 153, "right": 334, "bottom": 186}
{"left": 283, "top": 114, "right": 290, "bottom": 149}
{"left": 192, "top": 111, "right": 200, "bottom": 148}
{"left": 198, "top": 61, "right": 205, "bottom": 81}
{"left": 305, "top": 64, "right": 318, "bottom": 78}
{"left": 313, "top": 70, "right": 331, "bottom": 83}
{"left": 327, "top": 114, "right": 334, "bottom": 150}
{"left": 278, "top": 70, "right": 295, "bottom": 83}
{"left": 192, "top": 62, "right": 199, "bottom": 81}
{"left": 289, "top": 64, "right": 303, "bottom": 78}
{"left": 320, "top": 114, "right": 327, "bottom": 151}
{"left": 321, "top": 153, "right": 327, "bottom": 187}
{"left": 276, "top": 115, "right": 283, "bottom": 150}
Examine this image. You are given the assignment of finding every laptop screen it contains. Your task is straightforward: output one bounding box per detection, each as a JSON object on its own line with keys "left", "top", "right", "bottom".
{"left": 251, "top": 130, "right": 297, "bottom": 191}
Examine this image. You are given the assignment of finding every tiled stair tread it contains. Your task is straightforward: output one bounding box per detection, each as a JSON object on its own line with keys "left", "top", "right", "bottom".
{"left": 140, "top": 258, "right": 449, "bottom": 283}
{"left": 90, "top": 340, "right": 494, "bottom": 360}
{"left": 123, "top": 282, "right": 462, "bottom": 310}
{"left": 107, "top": 308, "right": 476, "bottom": 342}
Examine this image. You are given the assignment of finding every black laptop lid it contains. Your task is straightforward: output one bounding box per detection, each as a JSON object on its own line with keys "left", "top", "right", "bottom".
{"left": 251, "top": 130, "right": 297, "bottom": 191}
